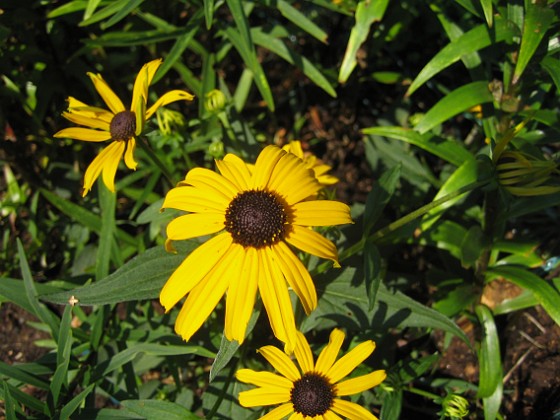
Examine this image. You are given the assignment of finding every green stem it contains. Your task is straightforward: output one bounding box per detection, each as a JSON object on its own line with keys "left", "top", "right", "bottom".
{"left": 136, "top": 136, "right": 176, "bottom": 186}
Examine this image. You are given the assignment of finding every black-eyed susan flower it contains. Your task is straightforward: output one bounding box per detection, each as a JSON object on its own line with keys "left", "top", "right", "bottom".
{"left": 236, "top": 328, "right": 386, "bottom": 419}
{"left": 160, "top": 145, "right": 352, "bottom": 351}
{"left": 54, "top": 59, "right": 194, "bottom": 196}
{"left": 282, "top": 140, "right": 339, "bottom": 186}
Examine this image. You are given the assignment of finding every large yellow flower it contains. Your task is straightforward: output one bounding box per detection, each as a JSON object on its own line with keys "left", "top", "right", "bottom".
{"left": 160, "top": 145, "right": 352, "bottom": 351}
{"left": 236, "top": 328, "right": 386, "bottom": 419}
{"left": 282, "top": 140, "right": 339, "bottom": 186}
{"left": 54, "top": 59, "right": 194, "bottom": 196}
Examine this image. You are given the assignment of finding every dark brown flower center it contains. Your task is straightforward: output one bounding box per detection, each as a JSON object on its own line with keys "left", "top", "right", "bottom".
{"left": 291, "top": 372, "right": 335, "bottom": 417}
{"left": 110, "top": 110, "right": 136, "bottom": 141}
{"left": 224, "top": 189, "right": 288, "bottom": 248}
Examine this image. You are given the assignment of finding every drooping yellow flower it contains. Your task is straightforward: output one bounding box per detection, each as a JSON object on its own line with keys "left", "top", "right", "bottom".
{"left": 160, "top": 145, "right": 352, "bottom": 351}
{"left": 282, "top": 140, "right": 339, "bottom": 186}
{"left": 236, "top": 328, "right": 386, "bottom": 419}
{"left": 54, "top": 59, "right": 194, "bottom": 196}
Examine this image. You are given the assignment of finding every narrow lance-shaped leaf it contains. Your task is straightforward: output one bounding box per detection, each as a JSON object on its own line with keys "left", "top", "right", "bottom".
{"left": 475, "top": 305, "right": 502, "bottom": 399}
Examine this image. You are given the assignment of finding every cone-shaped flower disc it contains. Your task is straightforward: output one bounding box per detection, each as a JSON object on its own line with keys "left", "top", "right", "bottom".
{"left": 161, "top": 145, "right": 352, "bottom": 351}
{"left": 237, "top": 328, "right": 386, "bottom": 419}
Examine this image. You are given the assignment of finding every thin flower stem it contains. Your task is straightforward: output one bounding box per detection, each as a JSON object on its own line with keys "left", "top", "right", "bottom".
{"left": 136, "top": 136, "right": 176, "bottom": 186}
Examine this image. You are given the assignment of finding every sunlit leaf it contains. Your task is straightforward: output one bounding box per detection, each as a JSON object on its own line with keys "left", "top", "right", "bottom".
{"left": 475, "top": 305, "right": 502, "bottom": 400}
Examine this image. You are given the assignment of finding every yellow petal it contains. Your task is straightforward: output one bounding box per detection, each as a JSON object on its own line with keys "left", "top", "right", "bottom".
{"left": 123, "top": 137, "right": 137, "bottom": 170}
{"left": 236, "top": 369, "right": 293, "bottom": 390}
{"left": 292, "top": 201, "right": 352, "bottom": 227}
{"left": 87, "top": 72, "right": 125, "bottom": 114}
{"left": 315, "top": 329, "right": 345, "bottom": 375}
{"left": 327, "top": 341, "right": 375, "bottom": 384}
{"left": 67, "top": 97, "right": 114, "bottom": 123}
{"left": 289, "top": 412, "right": 305, "bottom": 420}
{"left": 285, "top": 225, "right": 340, "bottom": 267}
{"left": 131, "top": 59, "right": 162, "bottom": 116}
{"left": 61, "top": 111, "right": 111, "bottom": 131}
{"left": 335, "top": 370, "right": 386, "bottom": 396}
{"left": 166, "top": 213, "right": 225, "bottom": 241}
{"left": 257, "top": 345, "right": 300, "bottom": 382}
{"left": 81, "top": 141, "right": 123, "bottom": 196}
{"left": 259, "top": 247, "right": 298, "bottom": 352}
{"left": 274, "top": 242, "right": 317, "bottom": 315}
{"left": 323, "top": 410, "right": 343, "bottom": 420}
{"left": 159, "top": 233, "right": 232, "bottom": 310}
{"left": 216, "top": 154, "right": 251, "bottom": 191}
{"left": 268, "top": 151, "right": 320, "bottom": 204}
{"left": 260, "top": 403, "right": 294, "bottom": 420}
{"left": 224, "top": 247, "right": 259, "bottom": 343}
{"left": 54, "top": 127, "right": 112, "bottom": 142}
{"left": 184, "top": 167, "right": 239, "bottom": 201}
{"left": 238, "top": 388, "right": 291, "bottom": 408}
{"left": 174, "top": 243, "right": 241, "bottom": 341}
{"left": 283, "top": 140, "right": 304, "bottom": 158}
{"left": 294, "top": 331, "right": 314, "bottom": 374}
{"left": 162, "top": 186, "right": 228, "bottom": 214}
{"left": 251, "top": 145, "right": 285, "bottom": 189}
{"left": 145, "top": 90, "right": 195, "bottom": 119}
{"left": 331, "top": 399, "right": 378, "bottom": 420}
{"left": 101, "top": 140, "right": 126, "bottom": 193}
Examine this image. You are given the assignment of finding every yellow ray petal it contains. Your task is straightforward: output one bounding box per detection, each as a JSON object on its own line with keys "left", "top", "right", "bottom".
{"left": 162, "top": 186, "right": 228, "bottom": 214}
{"left": 251, "top": 145, "right": 285, "bottom": 189}
{"left": 166, "top": 213, "right": 225, "bottom": 241}
{"left": 315, "top": 329, "right": 345, "bottom": 375}
{"left": 145, "top": 90, "right": 195, "bottom": 119}
{"left": 61, "top": 111, "right": 111, "bottom": 131}
{"left": 331, "top": 398, "right": 378, "bottom": 420}
{"left": 81, "top": 141, "right": 124, "bottom": 196}
{"left": 123, "top": 137, "right": 137, "bottom": 170}
{"left": 294, "top": 331, "right": 314, "bottom": 374}
{"left": 327, "top": 340, "right": 375, "bottom": 384}
{"left": 285, "top": 226, "right": 339, "bottom": 267}
{"left": 174, "top": 243, "right": 240, "bottom": 341}
{"left": 292, "top": 201, "right": 352, "bottom": 227}
{"left": 101, "top": 140, "right": 126, "bottom": 193}
{"left": 54, "top": 127, "right": 112, "bottom": 142}
{"left": 324, "top": 410, "right": 343, "bottom": 420}
{"left": 236, "top": 369, "right": 293, "bottom": 390}
{"left": 216, "top": 154, "right": 251, "bottom": 191}
{"left": 131, "top": 59, "right": 162, "bottom": 114}
{"left": 289, "top": 412, "right": 305, "bottom": 420}
{"left": 260, "top": 403, "right": 294, "bottom": 420}
{"left": 66, "top": 98, "right": 114, "bottom": 123}
{"left": 335, "top": 370, "right": 386, "bottom": 396}
{"left": 283, "top": 140, "right": 304, "bottom": 158}
{"left": 259, "top": 247, "right": 298, "bottom": 352}
{"left": 238, "top": 388, "right": 291, "bottom": 408}
{"left": 184, "top": 167, "right": 239, "bottom": 201}
{"left": 274, "top": 241, "right": 317, "bottom": 315}
{"left": 257, "top": 346, "right": 300, "bottom": 382}
{"left": 87, "top": 72, "right": 125, "bottom": 114}
{"left": 268, "top": 152, "right": 321, "bottom": 204}
{"left": 224, "top": 246, "right": 259, "bottom": 343}
{"left": 159, "top": 233, "right": 232, "bottom": 310}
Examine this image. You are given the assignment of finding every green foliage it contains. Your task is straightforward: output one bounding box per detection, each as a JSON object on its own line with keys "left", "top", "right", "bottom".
{"left": 2, "top": 0, "right": 560, "bottom": 418}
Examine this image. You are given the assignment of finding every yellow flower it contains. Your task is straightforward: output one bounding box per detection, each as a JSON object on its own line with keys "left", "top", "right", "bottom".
{"left": 160, "top": 145, "right": 352, "bottom": 351}
{"left": 282, "top": 141, "right": 339, "bottom": 186}
{"left": 236, "top": 328, "right": 386, "bottom": 419}
{"left": 54, "top": 59, "right": 194, "bottom": 196}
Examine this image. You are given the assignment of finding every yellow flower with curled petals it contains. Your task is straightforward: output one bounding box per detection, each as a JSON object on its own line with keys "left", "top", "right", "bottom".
{"left": 54, "top": 59, "right": 194, "bottom": 196}
{"left": 282, "top": 140, "right": 339, "bottom": 186}
{"left": 236, "top": 328, "right": 386, "bottom": 419}
{"left": 160, "top": 145, "right": 352, "bottom": 351}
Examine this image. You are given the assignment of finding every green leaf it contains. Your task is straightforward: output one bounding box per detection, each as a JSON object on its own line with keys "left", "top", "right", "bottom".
{"left": 0, "top": 380, "right": 45, "bottom": 414}
{"left": 414, "top": 81, "right": 493, "bottom": 134}
{"left": 420, "top": 158, "right": 478, "bottom": 231}
{"left": 364, "top": 240, "right": 382, "bottom": 311}
{"left": 475, "top": 305, "right": 502, "bottom": 399}
{"left": 406, "top": 17, "right": 516, "bottom": 96}
{"left": 97, "top": 184, "right": 116, "bottom": 281}
{"left": 540, "top": 56, "right": 560, "bottom": 94}
{"left": 40, "top": 242, "right": 198, "bottom": 306}
{"left": 49, "top": 306, "right": 73, "bottom": 409}
{"left": 263, "top": 0, "right": 328, "bottom": 43}
{"left": 362, "top": 126, "right": 472, "bottom": 167}
{"left": 100, "top": 0, "right": 145, "bottom": 30}
{"left": 339, "top": 0, "right": 389, "bottom": 83}
{"left": 508, "top": 192, "right": 560, "bottom": 218}
{"left": 204, "top": 0, "right": 215, "bottom": 29}
{"left": 59, "top": 384, "right": 95, "bottom": 420}
{"left": 120, "top": 399, "right": 199, "bottom": 420}
{"left": 513, "top": 1, "right": 554, "bottom": 84}
{"left": 2, "top": 381, "right": 16, "bottom": 418}
{"left": 480, "top": 0, "right": 493, "bottom": 27}
{"left": 80, "top": 0, "right": 142, "bottom": 27}
{"left": 486, "top": 265, "right": 560, "bottom": 326}
{"left": 0, "top": 361, "right": 50, "bottom": 390}
{"left": 0, "top": 278, "right": 61, "bottom": 314}
{"left": 483, "top": 379, "right": 503, "bottom": 420}
{"left": 46, "top": 1, "right": 88, "bottom": 18}
{"left": 363, "top": 164, "right": 401, "bottom": 234}
{"left": 420, "top": 220, "right": 467, "bottom": 261}
{"left": 460, "top": 226, "right": 489, "bottom": 268}
{"left": 84, "top": 28, "right": 190, "bottom": 47}
{"left": 301, "top": 267, "right": 470, "bottom": 346}
{"left": 251, "top": 28, "right": 336, "bottom": 97}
